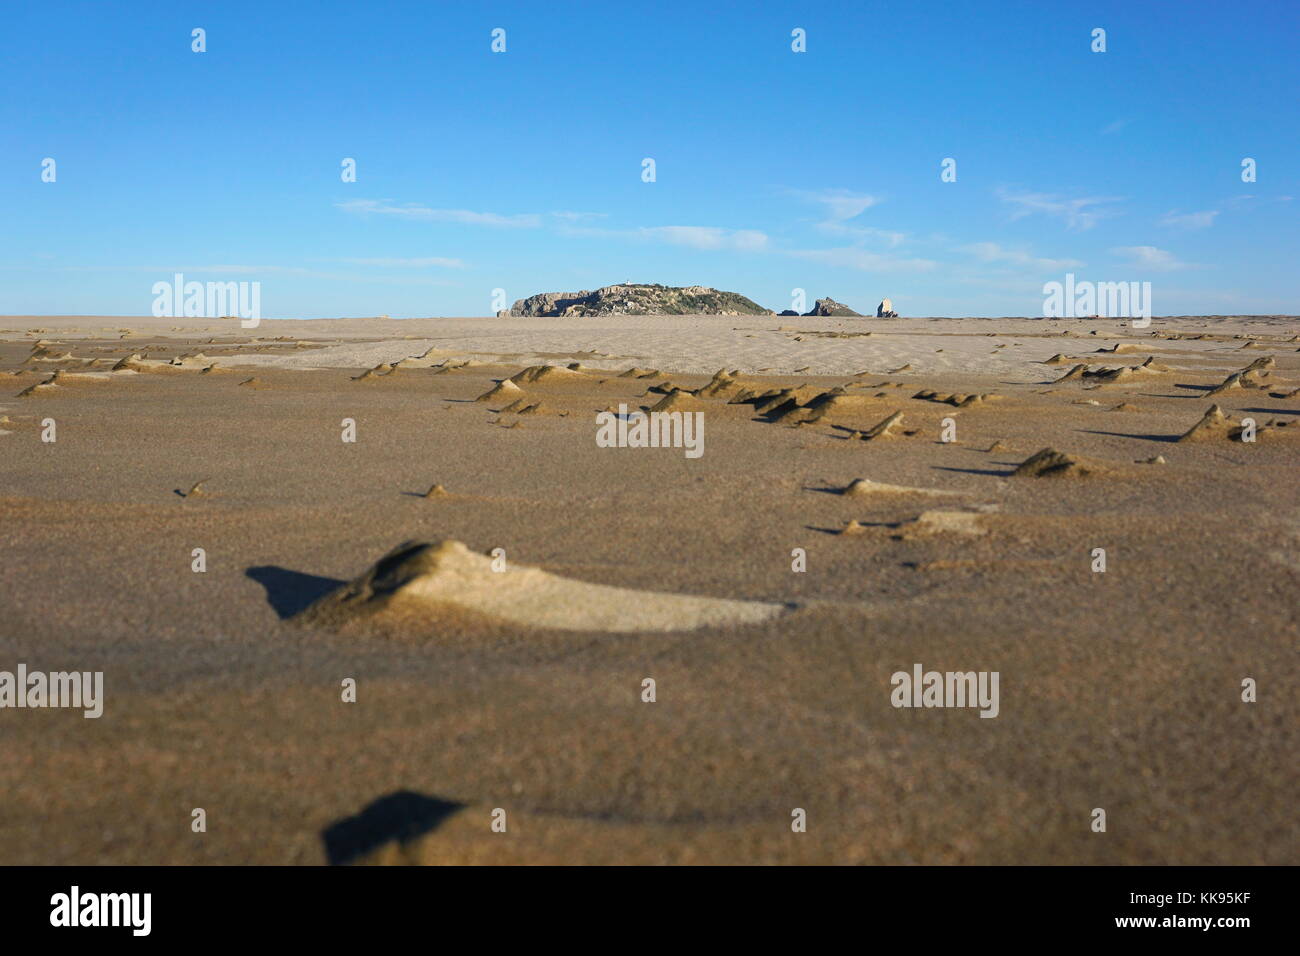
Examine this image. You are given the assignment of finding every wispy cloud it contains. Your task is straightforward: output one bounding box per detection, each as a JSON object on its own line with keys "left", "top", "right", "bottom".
{"left": 337, "top": 199, "right": 541, "bottom": 228}
{"left": 1158, "top": 209, "right": 1218, "bottom": 229}
{"left": 1111, "top": 245, "right": 1195, "bottom": 271}
{"left": 549, "top": 211, "right": 607, "bottom": 222}
{"left": 792, "top": 188, "right": 882, "bottom": 222}
{"left": 996, "top": 188, "right": 1124, "bottom": 230}
{"left": 1101, "top": 118, "right": 1132, "bottom": 135}
{"left": 962, "top": 241, "right": 1084, "bottom": 270}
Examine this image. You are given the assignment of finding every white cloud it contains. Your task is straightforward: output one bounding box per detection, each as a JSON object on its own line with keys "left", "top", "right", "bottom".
{"left": 337, "top": 199, "right": 541, "bottom": 228}
{"left": 1158, "top": 209, "right": 1218, "bottom": 230}
{"left": 996, "top": 188, "right": 1124, "bottom": 230}
{"left": 1110, "top": 245, "right": 1194, "bottom": 271}
{"left": 789, "top": 188, "right": 881, "bottom": 222}
{"left": 962, "top": 241, "right": 1083, "bottom": 270}
{"left": 550, "top": 211, "right": 607, "bottom": 222}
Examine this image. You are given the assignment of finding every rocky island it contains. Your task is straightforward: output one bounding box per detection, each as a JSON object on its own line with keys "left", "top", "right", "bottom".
{"left": 508, "top": 284, "right": 773, "bottom": 317}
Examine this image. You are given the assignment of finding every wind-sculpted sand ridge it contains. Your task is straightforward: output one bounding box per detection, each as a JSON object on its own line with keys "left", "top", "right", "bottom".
{"left": 297, "top": 539, "right": 790, "bottom": 634}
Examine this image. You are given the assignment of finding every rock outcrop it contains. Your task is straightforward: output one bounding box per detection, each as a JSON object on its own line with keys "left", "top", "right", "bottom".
{"left": 509, "top": 284, "right": 773, "bottom": 317}
{"left": 803, "top": 297, "right": 860, "bottom": 317}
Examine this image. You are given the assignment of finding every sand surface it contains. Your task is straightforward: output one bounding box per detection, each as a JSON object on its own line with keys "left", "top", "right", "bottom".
{"left": 1, "top": 313, "right": 1296, "bottom": 864}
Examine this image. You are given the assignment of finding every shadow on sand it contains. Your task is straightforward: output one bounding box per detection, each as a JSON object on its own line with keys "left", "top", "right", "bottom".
{"left": 322, "top": 791, "right": 466, "bottom": 865}
{"left": 245, "top": 565, "right": 343, "bottom": 619}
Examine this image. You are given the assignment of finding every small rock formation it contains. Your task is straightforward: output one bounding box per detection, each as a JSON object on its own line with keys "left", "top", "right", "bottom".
{"left": 803, "top": 297, "right": 860, "bottom": 317}
{"left": 877, "top": 298, "right": 899, "bottom": 318}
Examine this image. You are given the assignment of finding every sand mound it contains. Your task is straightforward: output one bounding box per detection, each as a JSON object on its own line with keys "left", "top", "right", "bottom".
{"left": 296, "top": 540, "right": 787, "bottom": 634}
{"left": 501, "top": 400, "right": 562, "bottom": 416}
{"left": 508, "top": 365, "right": 587, "bottom": 386}
{"left": 352, "top": 363, "right": 394, "bottom": 381}
{"left": 696, "top": 369, "right": 745, "bottom": 399}
{"left": 17, "top": 377, "right": 59, "bottom": 397}
{"left": 170, "top": 352, "right": 214, "bottom": 369}
{"left": 860, "top": 410, "right": 904, "bottom": 441}
{"left": 1055, "top": 359, "right": 1163, "bottom": 386}
{"left": 477, "top": 380, "right": 525, "bottom": 403}
{"left": 617, "top": 367, "right": 659, "bottom": 379}
{"left": 1052, "top": 364, "right": 1088, "bottom": 383}
{"left": 893, "top": 510, "right": 986, "bottom": 537}
{"left": 394, "top": 347, "right": 461, "bottom": 369}
{"left": 644, "top": 380, "right": 682, "bottom": 395}
{"left": 1013, "top": 447, "right": 1105, "bottom": 478}
{"left": 430, "top": 358, "right": 490, "bottom": 374}
{"left": 753, "top": 386, "right": 823, "bottom": 417}
{"left": 912, "top": 389, "right": 991, "bottom": 407}
{"left": 25, "top": 347, "right": 77, "bottom": 364}
{"left": 647, "top": 390, "right": 704, "bottom": 413}
{"left": 1090, "top": 366, "right": 1144, "bottom": 384}
{"left": 1043, "top": 353, "right": 1071, "bottom": 364}
{"left": 1206, "top": 367, "right": 1271, "bottom": 397}
{"left": 112, "top": 353, "right": 177, "bottom": 373}
{"left": 728, "top": 386, "right": 784, "bottom": 407}
{"left": 839, "top": 478, "right": 955, "bottom": 497}
{"left": 1177, "top": 404, "right": 1256, "bottom": 442}
{"left": 797, "top": 391, "right": 877, "bottom": 423}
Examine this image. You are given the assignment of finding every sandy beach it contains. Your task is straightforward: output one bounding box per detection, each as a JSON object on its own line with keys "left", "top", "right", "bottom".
{"left": 1, "top": 313, "right": 1296, "bottom": 865}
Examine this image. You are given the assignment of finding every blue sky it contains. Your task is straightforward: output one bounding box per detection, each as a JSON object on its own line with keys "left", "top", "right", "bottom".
{"left": 2, "top": 0, "right": 1296, "bottom": 317}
